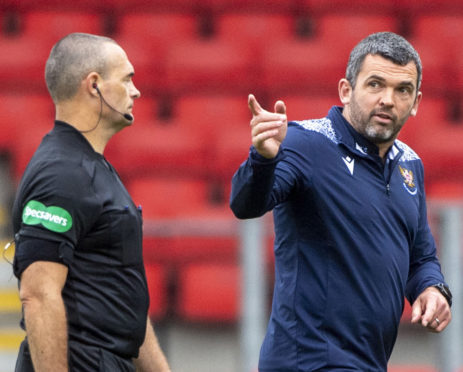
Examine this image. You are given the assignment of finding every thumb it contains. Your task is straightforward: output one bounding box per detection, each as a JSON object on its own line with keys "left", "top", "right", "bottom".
{"left": 410, "top": 298, "right": 423, "bottom": 323}
{"left": 274, "top": 100, "right": 286, "bottom": 115}
{"left": 248, "top": 94, "right": 263, "bottom": 117}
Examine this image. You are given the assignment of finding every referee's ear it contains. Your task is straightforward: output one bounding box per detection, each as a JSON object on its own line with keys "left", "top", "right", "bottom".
{"left": 85, "top": 72, "right": 101, "bottom": 98}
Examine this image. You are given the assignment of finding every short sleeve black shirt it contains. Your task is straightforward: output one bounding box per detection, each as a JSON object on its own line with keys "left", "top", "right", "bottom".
{"left": 12, "top": 121, "right": 149, "bottom": 359}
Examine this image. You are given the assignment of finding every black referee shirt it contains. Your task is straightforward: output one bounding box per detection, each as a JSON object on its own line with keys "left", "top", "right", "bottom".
{"left": 12, "top": 121, "right": 149, "bottom": 364}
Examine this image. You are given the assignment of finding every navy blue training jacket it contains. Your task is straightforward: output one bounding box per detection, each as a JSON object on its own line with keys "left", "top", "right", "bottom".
{"left": 230, "top": 106, "right": 447, "bottom": 371}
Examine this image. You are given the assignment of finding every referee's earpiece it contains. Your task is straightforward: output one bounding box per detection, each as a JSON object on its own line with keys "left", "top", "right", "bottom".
{"left": 91, "top": 82, "right": 133, "bottom": 122}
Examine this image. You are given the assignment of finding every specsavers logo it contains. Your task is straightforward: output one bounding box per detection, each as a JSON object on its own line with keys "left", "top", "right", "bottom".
{"left": 22, "top": 200, "right": 73, "bottom": 233}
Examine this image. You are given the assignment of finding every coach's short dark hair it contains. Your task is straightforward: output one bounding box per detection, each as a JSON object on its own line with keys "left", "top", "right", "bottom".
{"left": 346, "top": 32, "right": 422, "bottom": 91}
{"left": 45, "top": 33, "right": 117, "bottom": 103}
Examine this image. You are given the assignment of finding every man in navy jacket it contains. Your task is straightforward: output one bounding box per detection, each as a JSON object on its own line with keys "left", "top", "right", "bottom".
{"left": 230, "top": 32, "right": 452, "bottom": 371}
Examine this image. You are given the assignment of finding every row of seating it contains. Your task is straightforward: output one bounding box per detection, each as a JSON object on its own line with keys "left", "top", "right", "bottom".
{"left": 2, "top": 0, "right": 463, "bottom": 16}
{"left": 1, "top": 12, "right": 463, "bottom": 96}
{"left": 2, "top": 92, "right": 463, "bottom": 193}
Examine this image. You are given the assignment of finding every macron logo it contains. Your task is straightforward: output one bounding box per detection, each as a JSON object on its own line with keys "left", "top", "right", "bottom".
{"left": 342, "top": 156, "right": 355, "bottom": 176}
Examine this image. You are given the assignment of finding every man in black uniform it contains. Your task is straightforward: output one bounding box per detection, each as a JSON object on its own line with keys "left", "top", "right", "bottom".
{"left": 12, "top": 33, "right": 170, "bottom": 371}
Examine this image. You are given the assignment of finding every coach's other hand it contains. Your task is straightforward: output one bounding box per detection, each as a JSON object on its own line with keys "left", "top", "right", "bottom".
{"left": 248, "top": 94, "right": 287, "bottom": 159}
{"left": 411, "top": 286, "right": 451, "bottom": 333}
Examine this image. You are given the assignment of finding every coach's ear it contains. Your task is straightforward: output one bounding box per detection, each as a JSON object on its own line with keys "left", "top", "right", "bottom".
{"left": 338, "top": 78, "right": 352, "bottom": 105}
{"left": 410, "top": 91, "right": 423, "bottom": 117}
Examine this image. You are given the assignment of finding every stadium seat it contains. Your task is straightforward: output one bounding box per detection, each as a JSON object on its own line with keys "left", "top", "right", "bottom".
{"left": 412, "top": 15, "right": 463, "bottom": 47}
{"left": 114, "top": 38, "right": 165, "bottom": 95}
{"left": 165, "top": 39, "right": 255, "bottom": 94}
{"left": 0, "top": 93, "right": 54, "bottom": 179}
{"left": 128, "top": 176, "right": 213, "bottom": 219}
{"left": 301, "top": 0, "right": 463, "bottom": 15}
{"left": 142, "top": 228, "right": 237, "bottom": 269}
{"left": 212, "top": 121, "right": 251, "bottom": 182}
{"left": 217, "top": 13, "right": 296, "bottom": 48}
{"left": 426, "top": 180, "right": 463, "bottom": 200}
{"left": 174, "top": 94, "right": 250, "bottom": 142}
{"left": 12, "top": 118, "right": 51, "bottom": 182}
{"left": 115, "top": 13, "right": 199, "bottom": 93}
{"left": 0, "top": 92, "right": 54, "bottom": 153}
{"left": 299, "top": 0, "right": 399, "bottom": 15}
{"left": 0, "top": 35, "right": 50, "bottom": 92}
{"left": 409, "top": 38, "right": 454, "bottom": 97}
{"left": 316, "top": 14, "right": 399, "bottom": 46}
{"left": 410, "top": 118, "right": 463, "bottom": 185}
{"left": 116, "top": 12, "right": 198, "bottom": 42}
{"left": 176, "top": 263, "right": 240, "bottom": 322}
{"left": 398, "top": 98, "right": 450, "bottom": 149}
{"left": 20, "top": 11, "right": 103, "bottom": 43}
{"left": 105, "top": 118, "right": 208, "bottom": 178}
{"left": 261, "top": 38, "right": 348, "bottom": 94}
{"left": 401, "top": 300, "right": 413, "bottom": 322}
{"left": 145, "top": 263, "right": 168, "bottom": 320}
{"left": 128, "top": 175, "right": 237, "bottom": 266}
{"left": 281, "top": 95, "right": 339, "bottom": 122}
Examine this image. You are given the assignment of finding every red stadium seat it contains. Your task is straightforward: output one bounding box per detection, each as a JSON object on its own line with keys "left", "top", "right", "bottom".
{"left": 115, "top": 13, "right": 198, "bottom": 45}
{"left": 177, "top": 263, "right": 240, "bottom": 322}
{"left": 165, "top": 39, "right": 255, "bottom": 94}
{"left": 0, "top": 11, "right": 103, "bottom": 92}
{"left": 129, "top": 175, "right": 237, "bottom": 266}
{"left": 115, "top": 12, "right": 198, "bottom": 92}
{"left": 282, "top": 95, "right": 339, "bottom": 122}
{"left": 128, "top": 176, "right": 212, "bottom": 219}
{"left": 115, "top": 39, "right": 165, "bottom": 95}
{"left": 413, "top": 15, "right": 463, "bottom": 48}
{"left": 300, "top": 0, "right": 398, "bottom": 15}
{"left": 105, "top": 118, "right": 208, "bottom": 178}
{"left": 426, "top": 181, "right": 463, "bottom": 200}
{"left": 316, "top": 14, "right": 399, "bottom": 46}
{"left": 409, "top": 38, "right": 454, "bottom": 97}
{"left": 213, "top": 121, "right": 251, "bottom": 182}
{"left": 411, "top": 117, "right": 463, "bottom": 184}
{"left": 174, "top": 94, "right": 250, "bottom": 142}
{"left": 0, "top": 93, "right": 54, "bottom": 179}
{"left": 398, "top": 98, "right": 450, "bottom": 149}
{"left": 217, "top": 13, "right": 296, "bottom": 48}
{"left": 145, "top": 263, "right": 168, "bottom": 320}
{"left": 21, "top": 11, "right": 103, "bottom": 43}
{"left": 401, "top": 300, "right": 413, "bottom": 322}
{"left": 0, "top": 93, "right": 54, "bottom": 152}
{"left": 261, "top": 38, "right": 348, "bottom": 94}
{"left": 0, "top": 36, "right": 50, "bottom": 92}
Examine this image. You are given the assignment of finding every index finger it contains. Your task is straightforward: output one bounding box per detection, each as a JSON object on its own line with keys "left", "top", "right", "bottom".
{"left": 421, "top": 299, "right": 437, "bottom": 327}
{"left": 248, "top": 94, "right": 263, "bottom": 117}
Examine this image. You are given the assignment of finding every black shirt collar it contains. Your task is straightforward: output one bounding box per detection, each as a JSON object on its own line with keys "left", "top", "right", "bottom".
{"left": 53, "top": 120, "right": 102, "bottom": 158}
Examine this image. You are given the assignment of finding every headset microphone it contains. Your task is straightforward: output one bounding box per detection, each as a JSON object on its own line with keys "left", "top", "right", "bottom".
{"left": 92, "top": 83, "right": 133, "bottom": 121}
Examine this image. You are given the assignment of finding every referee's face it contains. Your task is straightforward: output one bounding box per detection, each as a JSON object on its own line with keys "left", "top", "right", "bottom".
{"left": 100, "top": 43, "right": 141, "bottom": 126}
{"left": 340, "top": 54, "right": 422, "bottom": 148}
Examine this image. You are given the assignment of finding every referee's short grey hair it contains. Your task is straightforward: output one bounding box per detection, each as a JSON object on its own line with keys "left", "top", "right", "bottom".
{"left": 45, "top": 33, "right": 118, "bottom": 103}
{"left": 345, "top": 32, "right": 422, "bottom": 91}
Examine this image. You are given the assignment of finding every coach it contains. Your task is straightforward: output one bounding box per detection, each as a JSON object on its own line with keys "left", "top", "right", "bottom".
{"left": 12, "top": 33, "right": 170, "bottom": 371}
{"left": 230, "top": 32, "right": 452, "bottom": 371}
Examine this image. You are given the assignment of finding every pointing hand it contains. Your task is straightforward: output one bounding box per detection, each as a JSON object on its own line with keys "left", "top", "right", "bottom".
{"left": 248, "top": 94, "right": 288, "bottom": 159}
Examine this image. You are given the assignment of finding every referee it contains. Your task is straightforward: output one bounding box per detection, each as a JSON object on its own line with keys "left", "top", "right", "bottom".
{"left": 12, "top": 33, "right": 170, "bottom": 371}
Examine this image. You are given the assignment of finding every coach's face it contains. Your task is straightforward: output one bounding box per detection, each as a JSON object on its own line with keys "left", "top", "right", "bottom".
{"left": 339, "top": 54, "right": 422, "bottom": 152}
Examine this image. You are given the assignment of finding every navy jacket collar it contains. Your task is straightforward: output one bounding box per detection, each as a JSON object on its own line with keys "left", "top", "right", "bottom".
{"left": 327, "top": 106, "right": 403, "bottom": 161}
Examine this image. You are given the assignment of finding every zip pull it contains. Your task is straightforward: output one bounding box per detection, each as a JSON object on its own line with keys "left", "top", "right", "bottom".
{"left": 386, "top": 183, "right": 391, "bottom": 195}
